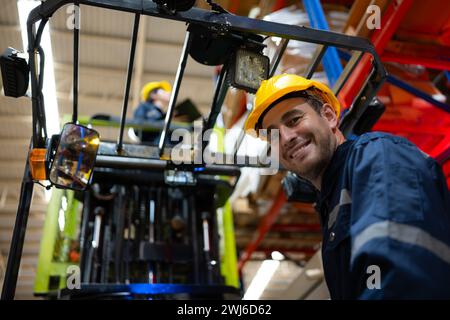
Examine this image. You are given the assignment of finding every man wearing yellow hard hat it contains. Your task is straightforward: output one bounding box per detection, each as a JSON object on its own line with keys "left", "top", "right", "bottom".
{"left": 246, "top": 74, "right": 450, "bottom": 299}
{"left": 135, "top": 81, "right": 172, "bottom": 121}
{"left": 133, "top": 81, "right": 172, "bottom": 144}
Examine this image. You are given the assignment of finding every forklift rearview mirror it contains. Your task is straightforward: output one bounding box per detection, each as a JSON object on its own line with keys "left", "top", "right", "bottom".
{"left": 49, "top": 123, "right": 100, "bottom": 191}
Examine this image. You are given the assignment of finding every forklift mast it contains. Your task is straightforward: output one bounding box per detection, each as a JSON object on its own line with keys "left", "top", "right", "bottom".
{"left": 1, "top": 0, "right": 386, "bottom": 300}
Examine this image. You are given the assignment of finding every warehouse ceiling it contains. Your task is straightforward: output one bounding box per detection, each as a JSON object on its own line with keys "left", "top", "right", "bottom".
{"left": 0, "top": 0, "right": 325, "bottom": 300}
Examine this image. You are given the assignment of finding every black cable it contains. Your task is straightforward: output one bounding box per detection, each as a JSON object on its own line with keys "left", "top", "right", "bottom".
{"left": 37, "top": 46, "right": 44, "bottom": 92}
{"left": 28, "top": 23, "right": 38, "bottom": 147}
{"left": 34, "top": 18, "right": 48, "bottom": 49}
{"left": 73, "top": 1, "right": 80, "bottom": 123}
{"left": 31, "top": 18, "right": 49, "bottom": 144}
{"left": 36, "top": 46, "right": 47, "bottom": 139}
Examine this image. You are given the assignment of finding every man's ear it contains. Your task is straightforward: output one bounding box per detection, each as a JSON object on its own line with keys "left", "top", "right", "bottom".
{"left": 320, "top": 103, "right": 338, "bottom": 130}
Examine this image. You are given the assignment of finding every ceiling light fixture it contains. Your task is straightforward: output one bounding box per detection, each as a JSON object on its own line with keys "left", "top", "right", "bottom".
{"left": 243, "top": 259, "right": 280, "bottom": 300}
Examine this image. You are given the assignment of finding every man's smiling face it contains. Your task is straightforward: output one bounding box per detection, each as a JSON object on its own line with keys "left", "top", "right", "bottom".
{"left": 261, "top": 97, "right": 339, "bottom": 183}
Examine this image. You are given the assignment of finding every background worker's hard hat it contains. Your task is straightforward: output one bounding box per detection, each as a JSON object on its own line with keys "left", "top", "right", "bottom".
{"left": 140, "top": 81, "right": 172, "bottom": 102}
{"left": 244, "top": 74, "right": 341, "bottom": 135}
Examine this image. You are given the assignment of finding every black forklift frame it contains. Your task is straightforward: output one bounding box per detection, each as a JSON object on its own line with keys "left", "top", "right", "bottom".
{"left": 1, "top": 0, "right": 386, "bottom": 300}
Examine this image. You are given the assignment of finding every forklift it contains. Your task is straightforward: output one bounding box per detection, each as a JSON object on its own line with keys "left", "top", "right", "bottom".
{"left": 0, "top": 0, "right": 386, "bottom": 300}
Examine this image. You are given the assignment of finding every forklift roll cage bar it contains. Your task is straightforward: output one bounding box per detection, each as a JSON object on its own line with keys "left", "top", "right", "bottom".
{"left": 1, "top": 0, "right": 386, "bottom": 299}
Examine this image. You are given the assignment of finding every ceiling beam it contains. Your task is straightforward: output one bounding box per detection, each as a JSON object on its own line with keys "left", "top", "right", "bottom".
{"left": 54, "top": 61, "right": 212, "bottom": 84}
{"left": 0, "top": 115, "right": 32, "bottom": 123}
{"left": 0, "top": 24, "right": 212, "bottom": 79}
{"left": 56, "top": 90, "right": 211, "bottom": 116}
{"left": 0, "top": 23, "right": 181, "bottom": 48}
{"left": 0, "top": 242, "right": 41, "bottom": 255}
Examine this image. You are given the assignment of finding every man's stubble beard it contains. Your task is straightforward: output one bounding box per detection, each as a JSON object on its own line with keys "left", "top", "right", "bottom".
{"left": 293, "top": 130, "right": 336, "bottom": 185}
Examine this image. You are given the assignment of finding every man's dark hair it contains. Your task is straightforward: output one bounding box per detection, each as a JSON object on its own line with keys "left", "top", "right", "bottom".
{"left": 298, "top": 88, "right": 326, "bottom": 113}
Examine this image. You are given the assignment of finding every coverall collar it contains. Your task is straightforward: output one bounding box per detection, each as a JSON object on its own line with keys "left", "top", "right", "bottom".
{"left": 317, "top": 138, "right": 355, "bottom": 218}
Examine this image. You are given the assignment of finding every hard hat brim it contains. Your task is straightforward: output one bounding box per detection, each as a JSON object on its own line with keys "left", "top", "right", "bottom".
{"left": 140, "top": 81, "right": 172, "bottom": 102}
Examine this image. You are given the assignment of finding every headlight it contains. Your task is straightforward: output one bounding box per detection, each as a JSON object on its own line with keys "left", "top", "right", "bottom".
{"left": 229, "top": 49, "right": 269, "bottom": 93}
{"left": 0, "top": 47, "right": 29, "bottom": 98}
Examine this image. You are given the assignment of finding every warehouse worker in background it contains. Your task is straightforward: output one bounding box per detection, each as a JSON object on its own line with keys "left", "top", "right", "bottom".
{"left": 133, "top": 81, "right": 172, "bottom": 144}
{"left": 135, "top": 80, "right": 172, "bottom": 120}
{"left": 245, "top": 74, "right": 450, "bottom": 299}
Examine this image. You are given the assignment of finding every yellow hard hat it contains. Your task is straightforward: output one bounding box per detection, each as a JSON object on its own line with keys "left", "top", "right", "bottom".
{"left": 140, "top": 81, "right": 172, "bottom": 102}
{"left": 244, "top": 74, "right": 340, "bottom": 136}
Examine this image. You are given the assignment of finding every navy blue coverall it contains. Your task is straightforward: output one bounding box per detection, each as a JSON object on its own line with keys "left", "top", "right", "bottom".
{"left": 133, "top": 101, "right": 165, "bottom": 145}
{"left": 316, "top": 132, "right": 450, "bottom": 299}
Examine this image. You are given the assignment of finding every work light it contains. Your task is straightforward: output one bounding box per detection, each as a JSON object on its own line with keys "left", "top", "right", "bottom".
{"left": 229, "top": 48, "right": 269, "bottom": 93}
{"left": 0, "top": 47, "right": 29, "bottom": 98}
